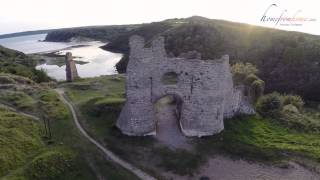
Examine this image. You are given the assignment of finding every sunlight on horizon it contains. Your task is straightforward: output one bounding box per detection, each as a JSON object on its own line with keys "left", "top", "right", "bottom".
{"left": 0, "top": 0, "right": 319, "bottom": 35}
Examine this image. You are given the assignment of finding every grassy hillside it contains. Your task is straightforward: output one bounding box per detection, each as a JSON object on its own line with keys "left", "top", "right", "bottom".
{"left": 102, "top": 16, "right": 320, "bottom": 101}
{"left": 0, "top": 46, "right": 51, "bottom": 83}
{"left": 44, "top": 25, "right": 140, "bottom": 42}
{"left": 0, "top": 45, "right": 140, "bottom": 179}
{"left": 0, "top": 73, "right": 139, "bottom": 180}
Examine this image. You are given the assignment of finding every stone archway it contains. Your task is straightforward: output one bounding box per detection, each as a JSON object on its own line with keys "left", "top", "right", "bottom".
{"left": 153, "top": 94, "right": 190, "bottom": 149}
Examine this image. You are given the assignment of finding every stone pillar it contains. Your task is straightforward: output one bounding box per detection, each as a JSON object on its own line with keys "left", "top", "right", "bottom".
{"left": 65, "top": 52, "right": 79, "bottom": 82}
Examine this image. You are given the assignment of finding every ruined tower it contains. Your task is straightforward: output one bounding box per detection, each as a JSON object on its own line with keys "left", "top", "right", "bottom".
{"left": 116, "top": 35, "right": 253, "bottom": 137}
{"left": 65, "top": 52, "right": 79, "bottom": 82}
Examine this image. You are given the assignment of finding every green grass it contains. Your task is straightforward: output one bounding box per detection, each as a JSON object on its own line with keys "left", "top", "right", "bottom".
{"left": 37, "top": 89, "right": 69, "bottom": 121}
{"left": 278, "top": 112, "right": 320, "bottom": 132}
{"left": 0, "top": 91, "right": 36, "bottom": 112}
{"left": 0, "top": 74, "right": 139, "bottom": 180}
{"left": 37, "top": 88, "right": 140, "bottom": 180}
{"left": 197, "top": 115, "right": 320, "bottom": 163}
{"left": 25, "top": 148, "right": 76, "bottom": 180}
{"left": 0, "top": 107, "right": 44, "bottom": 177}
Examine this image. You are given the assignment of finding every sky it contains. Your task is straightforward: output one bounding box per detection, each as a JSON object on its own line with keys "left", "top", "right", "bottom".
{"left": 0, "top": 0, "right": 319, "bottom": 35}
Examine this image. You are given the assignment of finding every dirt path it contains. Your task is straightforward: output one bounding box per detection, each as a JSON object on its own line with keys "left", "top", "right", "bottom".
{"left": 55, "top": 89, "right": 156, "bottom": 180}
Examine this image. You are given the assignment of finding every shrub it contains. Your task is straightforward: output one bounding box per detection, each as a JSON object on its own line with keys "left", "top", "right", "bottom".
{"left": 245, "top": 73, "right": 259, "bottom": 86}
{"left": 256, "top": 92, "right": 283, "bottom": 116}
{"left": 283, "top": 94, "right": 304, "bottom": 110}
{"left": 231, "top": 62, "right": 258, "bottom": 84}
{"left": 32, "top": 69, "right": 52, "bottom": 83}
{"left": 250, "top": 79, "right": 265, "bottom": 101}
{"left": 282, "top": 104, "right": 299, "bottom": 114}
{"left": 26, "top": 149, "right": 75, "bottom": 180}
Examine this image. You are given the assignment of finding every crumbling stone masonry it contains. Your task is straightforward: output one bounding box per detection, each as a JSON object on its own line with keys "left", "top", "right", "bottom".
{"left": 65, "top": 52, "right": 79, "bottom": 82}
{"left": 117, "top": 35, "right": 254, "bottom": 137}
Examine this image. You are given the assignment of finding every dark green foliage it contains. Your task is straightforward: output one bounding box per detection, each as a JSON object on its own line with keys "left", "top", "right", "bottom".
{"left": 283, "top": 94, "right": 305, "bottom": 110}
{"left": 282, "top": 104, "right": 299, "bottom": 114}
{"left": 45, "top": 25, "right": 139, "bottom": 42}
{"left": 32, "top": 69, "right": 52, "bottom": 83}
{"left": 250, "top": 79, "right": 265, "bottom": 101}
{"left": 256, "top": 93, "right": 318, "bottom": 132}
{"left": 278, "top": 111, "right": 320, "bottom": 132}
{"left": 231, "top": 63, "right": 264, "bottom": 101}
{"left": 198, "top": 115, "right": 320, "bottom": 162}
{"left": 256, "top": 92, "right": 283, "bottom": 115}
{"left": 26, "top": 149, "right": 76, "bottom": 180}
{"left": 231, "top": 62, "right": 259, "bottom": 85}
{"left": 245, "top": 74, "right": 259, "bottom": 86}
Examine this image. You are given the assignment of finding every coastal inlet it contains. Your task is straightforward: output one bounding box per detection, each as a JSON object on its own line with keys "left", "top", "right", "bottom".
{"left": 0, "top": 34, "right": 122, "bottom": 81}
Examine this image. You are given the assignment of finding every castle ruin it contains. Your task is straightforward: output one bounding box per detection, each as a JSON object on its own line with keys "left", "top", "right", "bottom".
{"left": 65, "top": 52, "right": 79, "bottom": 82}
{"left": 116, "top": 35, "right": 254, "bottom": 137}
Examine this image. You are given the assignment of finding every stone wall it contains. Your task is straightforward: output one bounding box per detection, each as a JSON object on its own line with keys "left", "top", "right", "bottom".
{"left": 116, "top": 35, "right": 254, "bottom": 137}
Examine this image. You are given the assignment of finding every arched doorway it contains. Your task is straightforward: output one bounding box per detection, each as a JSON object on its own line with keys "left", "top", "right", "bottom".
{"left": 154, "top": 94, "right": 190, "bottom": 149}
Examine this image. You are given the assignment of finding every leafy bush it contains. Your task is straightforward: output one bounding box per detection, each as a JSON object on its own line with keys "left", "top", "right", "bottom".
{"left": 256, "top": 92, "right": 283, "bottom": 115}
{"left": 283, "top": 94, "right": 304, "bottom": 110}
{"left": 231, "top": 63, "right": 258, "bottom": 84}
{"left": 282, "top": 104, "right": 299, "bottom": 114}
{"left": 250, "top": 79, "right": 265, "bottom": 101}
{"left": 32, "top": 69, "right": 52, "bottom": 83}
{"left": 278, "top": 112, "right": 320, "bottom": 132}
{"left": 245, "top": 73, "right": 259, "bottom": 86}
